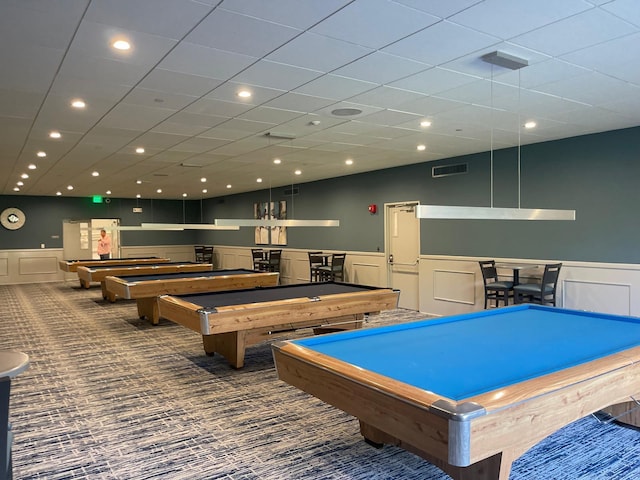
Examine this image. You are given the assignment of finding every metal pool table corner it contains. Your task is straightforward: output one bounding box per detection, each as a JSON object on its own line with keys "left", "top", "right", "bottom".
{"left": 158, "top": 282, "right": 400, "bottom": 369}
{"left": 272, "top": 304, "right": 640, "bottom": 480}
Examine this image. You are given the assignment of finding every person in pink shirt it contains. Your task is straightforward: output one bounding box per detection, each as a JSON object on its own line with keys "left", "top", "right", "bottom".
{"left": 97, "top": 229, "right": 111, "bottom": 259}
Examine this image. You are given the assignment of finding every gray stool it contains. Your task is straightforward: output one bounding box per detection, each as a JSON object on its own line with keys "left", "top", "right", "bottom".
{"left": 1, "top": 351, "right": 29, "bottom": 480}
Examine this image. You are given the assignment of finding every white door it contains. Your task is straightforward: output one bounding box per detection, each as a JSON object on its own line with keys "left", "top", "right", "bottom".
{"left": 63, "top": 220, "right": 92, "bottom": 260}
{"left": 62, "top": 219, "right": 120, "bottom": 261}
{"left": 91, "top": 219, "right": 120, "bottom": 258}
{"left": 385, "top": 202, "right": 420, "bottom": 310}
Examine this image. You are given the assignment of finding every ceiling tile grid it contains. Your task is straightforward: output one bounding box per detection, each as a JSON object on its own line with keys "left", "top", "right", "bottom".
{"left": 2, "top": 0, "right": 639, "bottom": 199}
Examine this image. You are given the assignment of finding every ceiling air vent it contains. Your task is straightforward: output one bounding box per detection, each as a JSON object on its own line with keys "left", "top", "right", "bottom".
{"left": 284, "top": 187, "right": 299, "bottom": 196}
{"left": 432, "top": 163, "right": 468, "bottom": 178}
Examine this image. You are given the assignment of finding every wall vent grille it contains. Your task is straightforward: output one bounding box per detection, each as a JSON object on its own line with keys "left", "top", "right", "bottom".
{"left": 432, "top": 163, "right": 468, "bottom": 178}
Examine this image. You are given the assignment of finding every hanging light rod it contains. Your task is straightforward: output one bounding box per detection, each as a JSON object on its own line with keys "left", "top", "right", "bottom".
{"left": 416, "top": 205, "right": 575, "bottom": 221}
{"left": 214, "top": 219, "right": 339, "bottom": 227}
{"left": 141, "top": 223, "right": 239, "bottom": 231}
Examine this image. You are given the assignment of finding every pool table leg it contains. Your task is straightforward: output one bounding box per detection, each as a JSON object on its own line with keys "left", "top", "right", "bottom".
{"left": 100, "top": 281, "right": 110, "bottom": 300}
{"left": 359, "top": 421, "right": 513, "bottom": 480}
{"left": 80, "top": 279, "right": 90, "bottom": 289}
{"left": 202, "top": 332, "right": 247, "bottom": 369}
{"left": 137, "top": 298, "right": 160, "bottom": 325}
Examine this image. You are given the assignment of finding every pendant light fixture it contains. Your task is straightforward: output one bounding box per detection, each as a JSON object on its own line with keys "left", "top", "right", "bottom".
{"left": 417, "top": 51, "right": 576, "bottom": 221}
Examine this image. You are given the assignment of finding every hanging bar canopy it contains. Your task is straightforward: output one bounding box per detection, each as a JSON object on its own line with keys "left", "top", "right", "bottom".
{"left": 141, "top": 223, "right": 240, "bottom": 230}
{"left": 416, "top": 205, "right": 576, "bottom": 221}
{"left": 214, "top": 219, "right": 339, "bottom": 227}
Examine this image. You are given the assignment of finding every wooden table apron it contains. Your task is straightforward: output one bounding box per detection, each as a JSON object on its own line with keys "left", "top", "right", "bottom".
{"left": 157, "top": 285, "right": 399, "bottom": 368}
{"left": 104, "top": 270, "right": 280, "bottom": 323}
{"left": 272, "top": 305, "right": 640, "bottom": 480}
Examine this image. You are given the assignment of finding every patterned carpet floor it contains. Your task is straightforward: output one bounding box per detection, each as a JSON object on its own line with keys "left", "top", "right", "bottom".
{"left": 1, "top": 282, "right": 640, "bottom": 479}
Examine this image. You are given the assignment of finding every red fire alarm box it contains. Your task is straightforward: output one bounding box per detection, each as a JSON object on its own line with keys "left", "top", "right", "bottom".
{"left": 368, "top": 204, "right": 377, "bottom": 214}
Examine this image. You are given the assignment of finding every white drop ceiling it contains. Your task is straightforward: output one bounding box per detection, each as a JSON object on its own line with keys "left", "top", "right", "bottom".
{"left": 2, "top": 0, "right": 639, "bottom": 199}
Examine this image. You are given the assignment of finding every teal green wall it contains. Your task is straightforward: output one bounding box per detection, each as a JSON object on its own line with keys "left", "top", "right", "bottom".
{"left": 204, "top": 127, "right": 639, "bottom": 263}
{"left": 0, "top": 196, "right": 200, "bottom": 249}
{"left": 2, "top": 127, "right": 639, "bottom": 264}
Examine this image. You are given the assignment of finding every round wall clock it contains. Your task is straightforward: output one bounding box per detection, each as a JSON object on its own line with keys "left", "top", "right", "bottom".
{"left": 1, "top": 207, "right": 26, "bottom": 230}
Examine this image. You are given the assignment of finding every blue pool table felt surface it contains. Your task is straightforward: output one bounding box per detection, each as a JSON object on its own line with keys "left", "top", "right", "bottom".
{"left": 293, "top": 305, "right": 640, "bottom": 401}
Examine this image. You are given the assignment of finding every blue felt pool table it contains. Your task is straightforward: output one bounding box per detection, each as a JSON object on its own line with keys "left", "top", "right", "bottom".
{"left": 272, "top": 304, "right": 640, "bottom": 480}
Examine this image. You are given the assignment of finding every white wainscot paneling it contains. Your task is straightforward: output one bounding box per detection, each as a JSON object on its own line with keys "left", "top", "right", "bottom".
{"left": 293, "top": 257, "right": 312, "bottom": 282}
{"left": 19, "top": 256, "right": 58, "bottom": 275}
{"left": 352, "top": 263, "right": 382, "bottom": 287}
{"left": 0, "top": 258, "right": 8, "bottom": 276}
{"left": 433, "top": 269, "right": 475, "bottom": 305}
{"left": 222, "top": 252, "right": 250, "bottom": 270}
{"left": 563, "top": 279, "right": 631, "bottom": 316}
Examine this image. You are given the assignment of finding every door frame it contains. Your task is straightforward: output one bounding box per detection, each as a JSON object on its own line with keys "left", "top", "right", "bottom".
{"left": 384, "top": 200, "right": 421, "bottom": 308}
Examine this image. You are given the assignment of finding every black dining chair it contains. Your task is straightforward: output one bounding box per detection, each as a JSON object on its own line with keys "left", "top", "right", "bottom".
{"left": 264, "top": 249, "right": 282, "bottom": 273}
{"left": 308, "top": 251, "right": 324, "bottom": 282}
{"left": 201, "top": 246, "right": 214, "bottom": 264}
{"left": 514, "top": 263, "right": 562, "bottom": 306}
{"left": 194, "top": 245, "right": 205, "bottom": 262}
{"left": 251, "top": 249, "right": 265, "bottom": 270}
{"left": 479, "top": 260, "right": 514, "bottom": 309}
{"left": 317, "top": 253, "right": 346, "bottom": 282}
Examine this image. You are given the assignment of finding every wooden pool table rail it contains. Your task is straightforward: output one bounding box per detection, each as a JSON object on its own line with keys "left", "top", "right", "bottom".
{"left": 75, "top": 263, "right": 213, "bottom": 290}
{"left": 59, "top": 257, "right": 170, "bottom": 272}
{"left": 104, "top": 271, "right": 280, "bottom": 324}
{"left": 158, "top": 287, "right": 399, "bottom": 368}
{"left": 272, "top": 341, "right": 640, "bottom": 480}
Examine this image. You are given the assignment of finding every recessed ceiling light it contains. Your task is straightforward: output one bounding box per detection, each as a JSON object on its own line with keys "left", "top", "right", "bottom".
{"left": 257, "top": 178, "right": 262, "bottom": 183}
{"left": 16, "top": 181, "right": 23, "bottom": 186}
{"left": 420, "top": 120, "right": 432, "bottom": 127}
{"left": 67, "top": 185, "right": 73, "bottom": 190}
{"left": 49, "top": 131, "right": 61, "bottom": 139}
{"left": 13, "top": 187, "right": 19, "bottom": 192}
{"left": 136, "top": 147, "right": 145, "bottom": 154}
{"left": 273, "top": 158, "right": 281, "bottom": 165}
{"left": 226, "top": 184, "right": 232, "bottom": 189}
{"left": 106, "top": 190, "right": 111, "bottom": 195}
{"left": 182, "top": 193, "right": 187, "bottom": 197}
{"left": 56, "top": 191, "right": 62, "bottom": 196}
{"left": 200, "top": 177, "right": 207, "bottom": 183}
{"left": 37, "top": 151, "right": 46, "bottom": 157}
{"left": 28, "top": 164, "right": 36, "bottom": 170}
{"left": 136, "top": 194, "right": 141, "bottom": 198}
{"left": 92, "top": 171, "right": 99, "bottom": 177}
{"left": 345, "top": 159, "right": 353, "bottom": 165}
{"left": 136, "top": 180, "right": 142, "bottom": 184}
{"left": 71, "top": 99, "right": 86, "bottom": 109}
{"left": 21, "top": 173, "right": 29, "bottom": 179}
{"left": 156, "top": 188, "right": 162, "bottom": 193}
{"left": 202, "top": 188, "right": 208, "bottom": 193}
{"left": 417, "top": 144, "right": 426, "bottom": 151}
{"left": 237, "top": 90, "right": 251, "bottom": 98}
{"left": 524, "top": 121, "right": 537, "bottom": 129}
{"left": 112, "top": 39, "right": 131, "bottom": 51}
{"left": 294, "top": 169, "right": 302, "bottom": 175}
